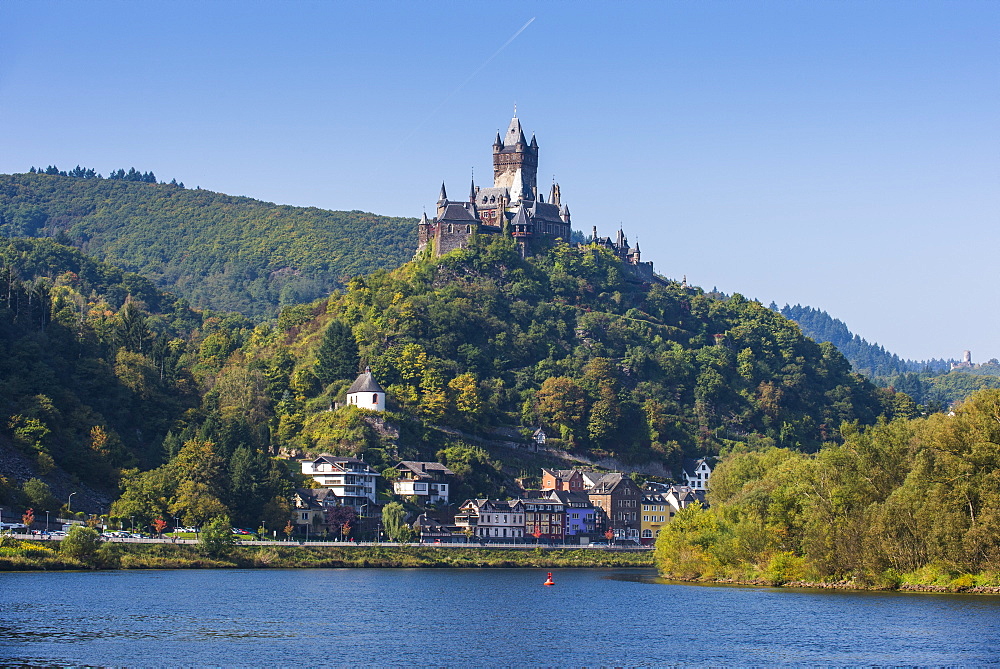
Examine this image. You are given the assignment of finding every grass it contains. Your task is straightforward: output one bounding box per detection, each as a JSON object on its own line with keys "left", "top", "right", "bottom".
{"left": 0, "top": 537, "right": 655, "bottom": 571}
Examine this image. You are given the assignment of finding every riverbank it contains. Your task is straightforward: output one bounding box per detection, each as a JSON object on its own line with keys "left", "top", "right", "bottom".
{"left": 657, "top": 574, "right": 1000, "bottom": 595}
{"left": 0, "top": 538, "right": 654, "bottom": 571}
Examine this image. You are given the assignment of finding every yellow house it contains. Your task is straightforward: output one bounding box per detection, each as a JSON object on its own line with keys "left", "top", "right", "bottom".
{"left": 640, "top": 493, "right": 673, "bottom": 545}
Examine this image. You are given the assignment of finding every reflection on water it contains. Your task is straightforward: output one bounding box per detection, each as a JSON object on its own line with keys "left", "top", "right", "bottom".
{"left": 1, "top": 568, "right": 999, "bottom": 665}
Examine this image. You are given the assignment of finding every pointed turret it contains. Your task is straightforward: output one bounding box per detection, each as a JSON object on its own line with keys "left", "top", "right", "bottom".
{"left": 504, "top": 116, "right": 527, "bottom": 147}
{"left": 549, "top": 182, "right": 561, "bottom": 207}
{"left": 469, "top": 177, "right": 477, "bottom": 202}
{"left": 561, "top": 203, "right": 571, "bottom": 225}
{"left": 493, "top": 131, "right": 503, "bottom": 151}
{"left": 438, "top": 182, "right": 448, "bottom": 202}
{"left": 530, "top": 133, "right": 538, "bottom": 149}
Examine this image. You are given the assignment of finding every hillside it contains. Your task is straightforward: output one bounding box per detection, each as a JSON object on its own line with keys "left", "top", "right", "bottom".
{"left": 777, "top": 304, "right": 950, "bottom": 377}
{"left": 0, "top": 171, "right": 416, "bottom": 318}
{"left": 236, "top": 236, "right": 906, "bottom": 475}
{"left": 777, "top": 304, "right": 1000, "bottom": 407}
{"left": 0, "top": 237, "right": 214, "bottom": 510}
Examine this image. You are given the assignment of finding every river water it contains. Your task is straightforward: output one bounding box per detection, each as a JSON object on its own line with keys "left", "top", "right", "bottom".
{"left": 1, "top": 568, "right": 999, "bottom": 665}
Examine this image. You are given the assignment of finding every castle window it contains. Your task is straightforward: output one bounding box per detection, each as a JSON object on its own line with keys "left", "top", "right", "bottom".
{"left": 372, "top": 393, "right": 378, "bottom": 404}
{"left": 448, "top": 224, "right": 453, "bottom": 233}
{"left": 467, "top": 225, "right": 471, "bottom": 233}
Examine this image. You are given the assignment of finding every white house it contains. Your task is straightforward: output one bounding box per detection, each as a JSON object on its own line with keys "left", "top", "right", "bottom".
{"left": 345, "top": 367, "right": 386, "bottom": 412}
{"left": 300, "top": 454, "right": 380, "bottom": 512}
{"left": 683, "top": 457, "right": 713, "bottom": 491}
{"left": 392, "top": 461, "right": 454, "bottom": 504}
{"left": 455, "top": 499, "right": 525, "bottom": 541}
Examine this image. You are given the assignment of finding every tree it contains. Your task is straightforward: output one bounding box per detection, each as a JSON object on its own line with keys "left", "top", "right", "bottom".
{"left": 382, "top": 502, "right": 413, "bottom": 543}
{"left": 325, "top": 505, "right": 357, "bottom": 540}
{"left": 536, "top": 376, "right": 586, "bottom": 442}
{"left": 169, "top": 480, "right": 228, "bottom": 528}
{"left": 314, "top": 319, "right": 359, "bottom": 385}
{"left": 283, "top": 520, "right": 295, "bottom": 540}
{"left": 199, "top": 515, "right": 236, "bottom": 558}
{"left": 152, "top": 517, "right": 168, "bottom": 537}
{"left": 22, "top": 479, "right": 57, "bottom": 512}
{"left": 61, "top": 525, "right": 101, "bottom": 562}
{"left": 22, "top": 508, "right": 34, "bottom": 527}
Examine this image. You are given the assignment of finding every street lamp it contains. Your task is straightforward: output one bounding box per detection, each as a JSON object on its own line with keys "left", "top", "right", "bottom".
{"left": 67, "top": 491, "right": 76, "bottom": 513}
{"left": 45, "top": 510, "right": 50, "bottom": 533}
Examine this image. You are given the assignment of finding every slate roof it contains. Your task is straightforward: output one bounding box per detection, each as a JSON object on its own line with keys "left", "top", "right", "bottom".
{"left": 548, "top": 490, "right": 593, "bottom": 507}
{"left": 510, "top": 204, "right": 531, "bottom": 229}
{"left": 438, "top": 202, "right": 478, "bottom": 222}
{"left": 527, "top": 201, "right": 563, "bottom": 222}
{"left": 397, "top": 461, "right": 455, "bottom": 478}
{"left": 347, "top": 367, "right": 385, "bottom": 395}
{"left": 476, "top": 187, "right": 509, "bottom": 206}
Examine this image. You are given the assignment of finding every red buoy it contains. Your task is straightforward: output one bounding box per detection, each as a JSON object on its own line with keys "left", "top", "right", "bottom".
{"left": 543, "top": 572, "right": 555, "bottom": 586}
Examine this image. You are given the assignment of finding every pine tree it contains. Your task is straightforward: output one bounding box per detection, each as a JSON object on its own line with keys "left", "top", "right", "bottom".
{"left": 314, "top": 319, "right": 359, "bottom": 385}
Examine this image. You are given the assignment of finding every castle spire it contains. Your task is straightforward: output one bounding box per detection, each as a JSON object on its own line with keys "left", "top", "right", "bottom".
{"left": 469, "top": 170, "right": 477, "bottom": 202}
{"left": 438, "top": 182, "right": 447, "bottom": 202}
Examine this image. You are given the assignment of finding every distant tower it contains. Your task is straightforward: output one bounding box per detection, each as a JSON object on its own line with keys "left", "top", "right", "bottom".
{"left": 492, "top": 115, "right": 538, "bottom": 202}
{"left": 346, "top": 366, "right": 386, "bottom": 412}
{"left": 963, "top": 350, "right": 972, "bottom": 365}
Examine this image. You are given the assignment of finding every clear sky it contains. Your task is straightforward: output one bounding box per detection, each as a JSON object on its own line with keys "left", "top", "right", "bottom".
{"left": 2, "top": 1, "right": 997, "bottom": 362}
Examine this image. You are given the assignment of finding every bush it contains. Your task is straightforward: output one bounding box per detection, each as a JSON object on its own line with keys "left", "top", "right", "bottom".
{"left": 199, "top": 516, "right": 236, "bottom": 558}
{"left": 60, "top": 525, "right": 101, "bottom": 562}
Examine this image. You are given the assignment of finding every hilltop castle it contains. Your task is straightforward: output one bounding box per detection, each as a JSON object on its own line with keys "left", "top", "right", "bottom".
{"left": 417, "top": 114, "right": 657, "bottom": 284}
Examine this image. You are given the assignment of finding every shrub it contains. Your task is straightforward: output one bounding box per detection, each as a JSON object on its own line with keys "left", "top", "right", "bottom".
{"left": 199, "top": 516, "right": 236, "bottom": 558}
{"left": 60, "top": 526, "right": 101, "bottom": 562}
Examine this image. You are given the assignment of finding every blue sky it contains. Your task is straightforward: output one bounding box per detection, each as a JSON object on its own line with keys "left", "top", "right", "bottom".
{"left": 2, "top": 1, "right": 997, "bottom": 362}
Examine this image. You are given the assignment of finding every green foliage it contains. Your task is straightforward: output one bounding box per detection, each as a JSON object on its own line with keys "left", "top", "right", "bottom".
{"left": 261, "top": 237, "right": 889, "bottom": 465}
{"left": 199, "top": 515, "right": 236, "bottom": 558}
{"left": 21, "top": 478, "right": 58, "bottom": 512}
{"left": 0, "top": 172, "right": 416, "bottom": 318}
{"left": 314, "top": 319, "right": 359, "bottom": 385}
{"left": 60, "top": 525, "right": 102, "bottom": 562}
{"left": 381, "top": 501, "right": 413, "bottom": 543}
{"left": 655, "top": 389, "right": 1000, "bottom": 585}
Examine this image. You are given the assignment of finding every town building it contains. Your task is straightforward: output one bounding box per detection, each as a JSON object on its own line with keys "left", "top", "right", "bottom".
{"left": 585, "top": 473, "right": 643, "bottom": 542}
{"left": 300, "top": 454, "right": 380, "bottom": 512}
{"left": 411, "top": 514, "right": 461, "bottom": 543}
{"left": 345, "top": 367, "right": 386, "bottom": 412}
{"left": 290, "top": 488, "right": 329, "bottom": 534}
{"left": 392, "top": 461, "right": 454, "bottom": 505}
{"left": 640, "top": 492, "right": 672, "bottom": 546}
{"left": 455, "top": 499, "right": 525, "bottom": 542}
{"left": 682, "top": 457, "right": 713, "bottom": 491}
{"left": 541, "top": 468, "right": 584, "bottom": 492}
{"left": 522, "top": 498, "right": 566, "bottom": 544}
{"left": 547, "top": 489, "right": 597, "bottom": 540}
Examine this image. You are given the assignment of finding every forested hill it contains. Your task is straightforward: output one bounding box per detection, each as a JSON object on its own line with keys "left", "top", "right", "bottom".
{"left": 0, "top": 237, "right": 224, "bottom": 510}
{"left": 777, "top": 304, "right": 950, "bottom": 377}
{"left": 0, "top": 172, "right": 416, "bottom": 318}
{"left": 246, "top": 236, "right": 910, "bottom": 475}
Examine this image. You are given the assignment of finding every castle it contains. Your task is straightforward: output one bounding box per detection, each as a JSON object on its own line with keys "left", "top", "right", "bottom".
{"left": 417, "top": 114, "right": 657, "bottom": 284}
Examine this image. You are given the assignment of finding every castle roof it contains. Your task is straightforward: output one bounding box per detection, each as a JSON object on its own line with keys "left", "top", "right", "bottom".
{"left": 476, "top": 187, "right": 509, "bottom": 206}
{"left": 510, "top": 204, "right": 530, "bottom": 229}
{"left": 438, "top": 202, "right": 477, "bottom": 222}
{"left": 527, "top": 201, "right": 562, "bottom": 222}
{"left": 347, "top": 367, "right": 385, "bottom": 395}
{"left": 502, "top": 116, "right": 527, "bottom": 149}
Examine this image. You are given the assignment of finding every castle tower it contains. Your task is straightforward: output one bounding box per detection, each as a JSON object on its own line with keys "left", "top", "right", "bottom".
{"left": 493, "top": 115, "right": 538, "bottom": 202}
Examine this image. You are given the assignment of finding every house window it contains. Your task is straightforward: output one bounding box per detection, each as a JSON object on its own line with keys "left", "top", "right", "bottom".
{"left": 372, "top": 393, "right": 379, "bottom": 404}
{"left": 642, "top": 530, "right": 652, "bottom": 538}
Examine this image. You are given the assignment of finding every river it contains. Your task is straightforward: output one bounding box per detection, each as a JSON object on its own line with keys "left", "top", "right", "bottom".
{"left": 1, "top": 568, "right": 998, "bottom": 665}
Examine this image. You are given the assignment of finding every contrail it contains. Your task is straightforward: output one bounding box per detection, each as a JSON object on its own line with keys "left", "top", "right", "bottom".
{"left": 403, "top": 17, "right": 536, "bottom": 142}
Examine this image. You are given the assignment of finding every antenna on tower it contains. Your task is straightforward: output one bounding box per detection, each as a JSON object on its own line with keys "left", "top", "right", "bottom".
{"left": 513, "top": 102, "right": 517, "bottom": 117}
